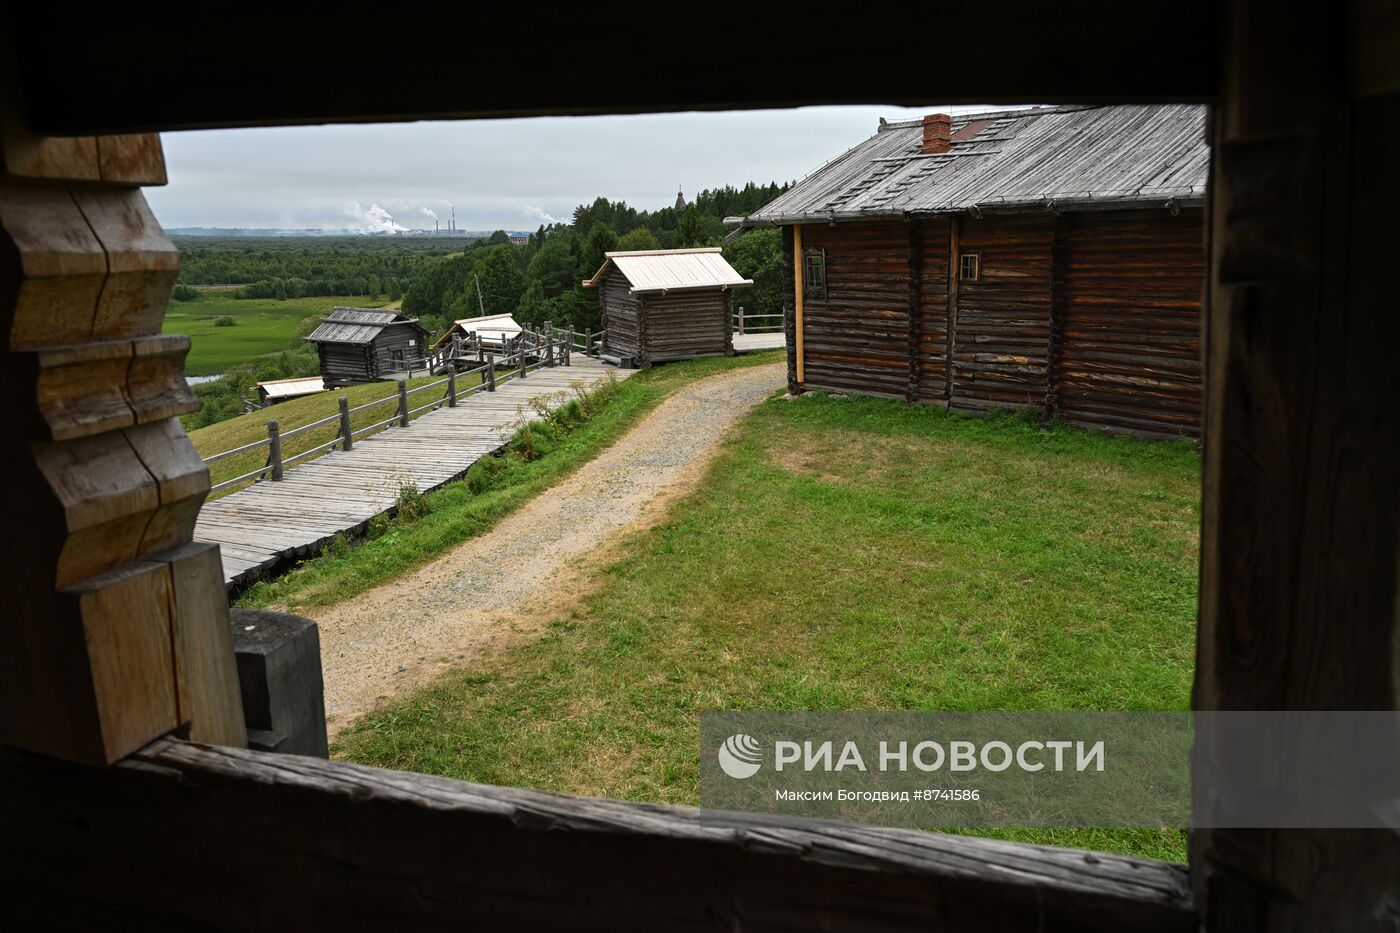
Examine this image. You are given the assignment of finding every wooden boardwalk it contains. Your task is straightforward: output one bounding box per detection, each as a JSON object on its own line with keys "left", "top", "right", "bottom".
{"left": 197, "top": 356, "right": 631, "bottom": 587}
{"left": 733, "top": 332, "right": 785, "bottom": 352}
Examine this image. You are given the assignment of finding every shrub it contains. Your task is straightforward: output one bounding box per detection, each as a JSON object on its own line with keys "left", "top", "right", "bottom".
{"left": 212, "top": 315, "right": 236, "bottom": 327}
{"left": 394, "top": 481, "right": 430, "bottom": 523}
{"left": 171, "top": 283, "right": 201, "bottom": 302}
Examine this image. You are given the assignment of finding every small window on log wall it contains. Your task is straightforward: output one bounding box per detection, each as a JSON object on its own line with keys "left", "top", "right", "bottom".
{"left": 960, "top": 252, "right": 980, "bottom": 281}
{"left": 803, "top": 248, "right": 826, "bottom": 298}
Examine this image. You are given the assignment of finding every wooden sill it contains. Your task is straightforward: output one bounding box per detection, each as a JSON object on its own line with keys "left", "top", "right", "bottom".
{"left": 1, "top": 737, "right": 1193, "bottom": 931}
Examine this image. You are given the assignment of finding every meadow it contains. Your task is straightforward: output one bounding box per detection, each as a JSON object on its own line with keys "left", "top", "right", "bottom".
{"left": 303, "top": 374, "right": 1200, "bottom": 861}
{"left": 164, "top": 295, "right": 390, "bottom": 375}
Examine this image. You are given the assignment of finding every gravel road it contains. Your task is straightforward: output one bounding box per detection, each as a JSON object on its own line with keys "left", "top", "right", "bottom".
{"left": 312, "top": 361, "right": 785, "bottom": 736}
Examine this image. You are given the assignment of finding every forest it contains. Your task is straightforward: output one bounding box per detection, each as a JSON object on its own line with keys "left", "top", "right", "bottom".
{"left": 171, "top": 181, "right": 787, "bottom": 428}
{"left": 401, "top": 182, "right": 787, "bottom": 338}
{"left": 174, "top": 236, "right": 471, "bottom": 300}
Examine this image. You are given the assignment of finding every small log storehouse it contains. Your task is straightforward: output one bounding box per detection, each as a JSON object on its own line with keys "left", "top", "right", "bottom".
{"left": 583, "top": 248, "right": 752, "bottom": 367}
{"left": 305, "top": 307, "right": 431, "bottom": 387}
{"left": 432, "top": 312, "right": 523, "bottom": 352}
{"left": 735, "top": 103, "right": 1208, "bottom": 439}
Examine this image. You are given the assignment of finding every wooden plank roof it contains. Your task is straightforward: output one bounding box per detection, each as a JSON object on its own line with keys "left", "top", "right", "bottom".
{"left": 741, "top": 104, "right": 1208, "bottom": 227}
{"left": 583, "top": 248, "right": 753, "bottom": 294}
{"left": 305, "top": 307, "right": 424, "bottom": 345}
{"left": 256, "top": 376, "right": 325, "bottom": 399}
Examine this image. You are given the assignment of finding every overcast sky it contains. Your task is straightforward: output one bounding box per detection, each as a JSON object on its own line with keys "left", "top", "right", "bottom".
{"left": 145, "top": 104, "right": 1006, "bottom": 232}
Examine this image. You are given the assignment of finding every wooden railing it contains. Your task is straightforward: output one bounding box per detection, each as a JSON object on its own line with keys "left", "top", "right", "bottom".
{"left": 733, "top": 305, "right": 783, "bottom": 335}
{"left": 203, "top": 329, "right": 573, "bottom": 495}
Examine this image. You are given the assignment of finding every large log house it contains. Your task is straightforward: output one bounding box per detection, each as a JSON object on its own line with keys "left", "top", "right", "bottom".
{"left": 739, "top": 104, "right": 1208, "bottom": 439}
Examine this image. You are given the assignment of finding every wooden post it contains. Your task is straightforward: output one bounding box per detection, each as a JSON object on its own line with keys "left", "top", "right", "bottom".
{"left": 447, "top": 367, "right": 457, "bottom": 407}
{"left": 397, "top": 380, "right": 409, "bottom": 427}
{"left": 0, "top": 115, "right": 245, "bottom": 763}
{"left": 266, "top": 420, "right": 283, "bottom": 481}
{"left": 486, "top": 355, "right": 496, "bottom": 391}
{"left": 906, "top": 222, "right": 922, "bottom": 403}
{"left": 946, "top": 218, "right": 959, "bottom": 401}
{"left": 1190, "top": 5, "right": 1400, "bottom": 931}
{"left": 793, "top": 225, "right": 805, "bottom": 384}
{"left": 738, "top": 305, "right": 746, "bottom": 335}
{"left": 338, "top": 396, "right": 353, "bottom": 451}
{"left": 518, "top": 344, "right": 528, "bottom": 380}
{"left": 544, "top": 320, "right": 554, "bottom": 366}
{"left": 585, "top": 329, "right": 594, "bottom": 355}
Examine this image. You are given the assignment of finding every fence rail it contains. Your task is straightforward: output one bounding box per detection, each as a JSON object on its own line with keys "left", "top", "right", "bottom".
{"left": 733, "top": 305, "right": 783, "bottom": 335}
{"left": 203, "top": 324, "right": 575, "bottom": 496}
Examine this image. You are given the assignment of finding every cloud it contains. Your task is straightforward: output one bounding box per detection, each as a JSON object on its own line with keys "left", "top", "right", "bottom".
{"left": 523, "top": 203, "right": 565, "bottom": 225}
{"left": 347, "top": 201, "right": 407, "bottom": 234}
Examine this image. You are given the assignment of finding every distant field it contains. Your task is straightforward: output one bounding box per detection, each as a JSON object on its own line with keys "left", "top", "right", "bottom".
{"left": 164, "top": 295, "right": 389, "bottom": 375}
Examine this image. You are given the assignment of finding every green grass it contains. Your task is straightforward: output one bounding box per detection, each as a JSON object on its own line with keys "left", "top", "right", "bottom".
{"left": 165, "top": 295, "right": 389, "bottom": 375}
{"left": 235, "top": 351, "right": 786, "bottom": 610}
{"left": 333, "top": 390, "right": 1200, "bottom": 862}
{"left": 190, "top": 371, "right": 472, "bottom": 498}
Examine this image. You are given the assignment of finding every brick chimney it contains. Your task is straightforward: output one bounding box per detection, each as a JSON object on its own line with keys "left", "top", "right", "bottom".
{"left": 922, "top": 113, "right": 953, "bottom": 154}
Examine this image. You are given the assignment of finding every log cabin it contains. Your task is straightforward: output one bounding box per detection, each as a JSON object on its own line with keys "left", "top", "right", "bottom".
{"left": 305, "top": 307, "right": 431, "bottom": 387}
{"left": 736, "top": 103, "right": 1209, "bottom": 440}
{"left": 431, "top": 311, "right": 523, "bottom": 352}
{"left": 1, "top": 2, "right": 1396, "bottom": 929}
{"left": 583, "top": 248, "right": 752, "bottom": 367}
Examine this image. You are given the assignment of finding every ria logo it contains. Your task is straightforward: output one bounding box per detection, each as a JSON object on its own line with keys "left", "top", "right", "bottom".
{"left": 718, "top": 733, "right": 763, "bottom": 779}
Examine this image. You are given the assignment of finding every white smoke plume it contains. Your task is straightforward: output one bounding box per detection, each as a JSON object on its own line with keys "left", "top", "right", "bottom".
{"left": 524, "top": 203, "right": 564, "bottom": 225}
{"left": 420, "top": 207, "right": 438, "bottom": 221}
{"left": 347, "top": 202, "right": 408, "bottom": 234}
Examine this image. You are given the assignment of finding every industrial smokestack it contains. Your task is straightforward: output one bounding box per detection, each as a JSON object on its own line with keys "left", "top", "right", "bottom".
{"left": 451, "top": 205, "right": 456, "bottom": 233}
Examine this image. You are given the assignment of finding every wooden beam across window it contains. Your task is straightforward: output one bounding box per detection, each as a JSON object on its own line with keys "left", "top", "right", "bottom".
{"left": 8, "top": 3, "right": 1223, "bottom": 135}
{"left": 0, "top": 737, "right": 1196, "bottom": 932}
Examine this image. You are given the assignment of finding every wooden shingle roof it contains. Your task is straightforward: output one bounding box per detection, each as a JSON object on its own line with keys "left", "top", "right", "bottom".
{"left": 741, "top": 103, "right": 1207, "bottom": 227}
{"left": 305, "top": 307, "right": 423, "bottom": 345}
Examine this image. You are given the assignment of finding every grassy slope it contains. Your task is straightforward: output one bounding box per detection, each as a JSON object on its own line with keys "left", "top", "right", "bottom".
{"left": 166, "top": 295, "right": 389, "bottom": 374}
{"left": 334, "top": 392, "right": 1200, "bottom": 862}
{"left": 190, "top": 371, "right": 475, "bottom": 498}
{"left": 235, "top": 352, "right": 786, "bottom": 610}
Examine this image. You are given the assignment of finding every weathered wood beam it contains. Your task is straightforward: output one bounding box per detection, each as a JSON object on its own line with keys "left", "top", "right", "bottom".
{"left": 0, "top": 31, "right": 244, "bottom": 762}
{"left": 1190, "top": 0, "right": 1400, "bottom": 929}
{"left": 0, "top": 738, "right": 1195, "bottom": 932}
{"left": 8, "top": 4, "right": 1224, "bottom": 135}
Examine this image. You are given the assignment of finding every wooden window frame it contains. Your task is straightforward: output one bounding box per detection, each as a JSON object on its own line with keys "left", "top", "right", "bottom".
{"left": 803, "top": 247, "right": 826, "bottom": 299}
{"left": 960, "top": 251, "right": 980, "bottom": 281}
{"left": 3, "top": 4, "right": 1396, "bottom": 929}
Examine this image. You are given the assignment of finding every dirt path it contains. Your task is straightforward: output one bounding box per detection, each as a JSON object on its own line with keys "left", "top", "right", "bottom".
{"left": 311, "top": 361, "right": 785, "bottom": 737}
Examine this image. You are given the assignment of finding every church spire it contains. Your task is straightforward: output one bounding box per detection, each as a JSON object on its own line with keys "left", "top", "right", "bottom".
{"left": 675, "top": 186, "right": 686, "bottom": 211}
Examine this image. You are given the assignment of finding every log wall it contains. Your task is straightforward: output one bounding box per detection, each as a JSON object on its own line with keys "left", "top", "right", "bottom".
{"left": 800, "top": 221, "right": 911, "bottom": 398}
{"left": 951, "top": 215, "right": 1055, "bottom": 413}
{"left": 1058, "top": 212, "right": 1204, "bottom": 437}
{"left": 786, "top": 211, "right": 1204, "bottom": 439}
{"left": 640, "top": 289, "right": 731, "bottom": 362}
{"left": 598, "top": 272, "right": 641, "bottom": 357}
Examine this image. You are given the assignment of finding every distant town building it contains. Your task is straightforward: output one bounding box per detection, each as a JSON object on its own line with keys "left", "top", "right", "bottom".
{"left": 508, "top": 232, "right": 530, "bottom": 246}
